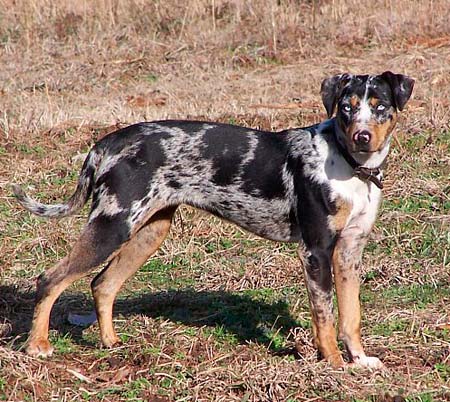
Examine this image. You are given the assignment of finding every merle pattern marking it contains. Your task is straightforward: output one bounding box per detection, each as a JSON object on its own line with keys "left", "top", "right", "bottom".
{"left": 13, "top": 71, "right": 414, "bottom": 369}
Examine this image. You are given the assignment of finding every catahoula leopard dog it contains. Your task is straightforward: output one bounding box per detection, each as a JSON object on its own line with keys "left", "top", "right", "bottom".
{"left": 13, "top": 71, "right": 414, "bottom": 368}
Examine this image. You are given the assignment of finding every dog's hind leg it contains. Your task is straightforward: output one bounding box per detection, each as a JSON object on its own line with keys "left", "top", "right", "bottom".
{"left": 26, "top": 216, "right": 131, "bottom": 357}
{"left": 91, "top": 206, "right": 177, "bottom": 348}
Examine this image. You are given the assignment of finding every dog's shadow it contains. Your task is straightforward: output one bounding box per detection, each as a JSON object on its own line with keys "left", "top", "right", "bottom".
{"left": 0, "top": 285, "right": 308, "bottom": 355}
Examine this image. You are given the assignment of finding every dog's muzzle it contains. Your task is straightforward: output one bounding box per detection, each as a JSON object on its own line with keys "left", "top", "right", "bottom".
{"left": 353, "top": 130, "right": 371, "bottom": 145}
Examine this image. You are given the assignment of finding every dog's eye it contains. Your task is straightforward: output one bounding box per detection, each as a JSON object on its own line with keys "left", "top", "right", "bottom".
{"left": 342, "top": 104, "right": 352, "bottom": 113}
{"left": 376, "top": 104, "right": 386, "bottom": 111}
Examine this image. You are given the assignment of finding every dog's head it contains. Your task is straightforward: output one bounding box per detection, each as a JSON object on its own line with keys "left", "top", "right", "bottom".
{"left": 321, "top": 71, "right": 414, "bottom": 154}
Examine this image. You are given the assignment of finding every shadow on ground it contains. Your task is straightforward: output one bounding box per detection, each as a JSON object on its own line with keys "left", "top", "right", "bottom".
{"left": 0, "top": 285, "right": 307, "bottom": 354}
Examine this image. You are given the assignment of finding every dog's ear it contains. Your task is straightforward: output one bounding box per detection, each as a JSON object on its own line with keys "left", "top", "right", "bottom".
{"left": 320, "top": 73, "right": 352, "bottom": 118}
{"left": 380, "top": 71, "right": 415, "bottom": 111}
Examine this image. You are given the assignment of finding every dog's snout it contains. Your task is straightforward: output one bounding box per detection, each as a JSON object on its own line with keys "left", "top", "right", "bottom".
{"left": 353, "top": 130, "right": 371, "bottom": 145}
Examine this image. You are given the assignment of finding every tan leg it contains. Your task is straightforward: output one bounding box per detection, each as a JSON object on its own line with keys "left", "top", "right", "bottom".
{"left": 300, "top": 247, "right": 344, "bottom": 368}
{"left": 309, "top": 310, "right": 343, "bottom": 368}
{"left": 333, "top": 236, "right": 383, "bottom": 369}
{"left": 27, "top": 228, "right": 107, "bottom": 357}
{"left": 26, "top": 210, "right": 137, "bottom": 357}
{"left": 26, "top": 257, "right": 74, "bottom": 357}
{"left": 91, "top": 207, "right": 176, "bottom": 348}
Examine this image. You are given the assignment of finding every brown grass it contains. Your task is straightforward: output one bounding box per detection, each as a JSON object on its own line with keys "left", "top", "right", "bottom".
{"left": 1, "top": 0, "right": 450, "bottom": 401}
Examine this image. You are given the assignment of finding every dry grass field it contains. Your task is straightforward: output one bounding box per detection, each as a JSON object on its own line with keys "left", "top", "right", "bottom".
{"left": 0, "top": 0, "right": 449, "bottom": 400}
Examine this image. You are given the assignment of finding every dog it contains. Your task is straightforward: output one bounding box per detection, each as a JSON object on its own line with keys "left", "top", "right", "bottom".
{"left": 13, "top": 71, "right": 414, "bottom": 368}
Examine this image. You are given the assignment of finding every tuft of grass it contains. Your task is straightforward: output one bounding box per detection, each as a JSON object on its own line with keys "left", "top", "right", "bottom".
{"left": 49, "top": 332, "right": 76, "bottom": 355}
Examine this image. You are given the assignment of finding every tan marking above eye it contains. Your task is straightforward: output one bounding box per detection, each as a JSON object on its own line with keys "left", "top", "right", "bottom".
{"left": 369, "top": 97, "right": 380, "bottom": 107}
{"left": 350, "top": 96, "right": 360, "bottom": 108}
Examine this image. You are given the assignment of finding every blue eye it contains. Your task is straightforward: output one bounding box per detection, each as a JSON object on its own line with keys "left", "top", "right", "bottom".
{"left": 343, "top": 104, "right": 351, "bottom": 112}
{"left": 376, "top": 104, "right": 386, "bottom": 111}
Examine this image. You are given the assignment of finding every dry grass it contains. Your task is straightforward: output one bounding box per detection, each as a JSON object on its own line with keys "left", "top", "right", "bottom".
{"left": 0, "top": 0, "right": 450, "bottom": 401}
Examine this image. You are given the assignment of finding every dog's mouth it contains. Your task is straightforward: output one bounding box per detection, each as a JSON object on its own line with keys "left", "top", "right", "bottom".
{"left": 353, "top": 148, "right": 379, "bottom": 154}
{"left": 348, "top": 141, "right": 376, "bottom": 154}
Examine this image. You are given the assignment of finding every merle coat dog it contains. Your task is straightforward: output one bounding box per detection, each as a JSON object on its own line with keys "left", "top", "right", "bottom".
{"left": 13, "top": 71, "right": 414, "bottom": 368}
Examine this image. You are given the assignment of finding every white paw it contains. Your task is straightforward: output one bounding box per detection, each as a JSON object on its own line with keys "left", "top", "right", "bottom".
{"left": 352, "top": 355, "right": 385, "bottom": 370}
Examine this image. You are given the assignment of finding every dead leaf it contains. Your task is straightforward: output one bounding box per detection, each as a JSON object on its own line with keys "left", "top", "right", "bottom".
{"left": 126, "top": 94, "right": 167, "bottom": 108}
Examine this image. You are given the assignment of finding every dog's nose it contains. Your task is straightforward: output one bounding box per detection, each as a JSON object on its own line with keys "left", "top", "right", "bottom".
{"left": 353, "top": 130, "right": 371, "bottom": 145}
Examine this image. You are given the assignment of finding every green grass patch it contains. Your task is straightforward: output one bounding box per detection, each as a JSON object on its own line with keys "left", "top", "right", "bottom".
{"left": 371, "top": 318, "right": 409, "bottom": 336}
{"left": 137, "top": 258, "right": 195, "bottom": 289}
{"left": 204, "top": 324, "right": 239, "bottom": 346}
{"left": 143, "top": 73, "right": 158, "bottom": 83}
{"left": 383, "top": 194, "right": 450, "bottom": 214}
{"left": 0, "top": 377, "right": 6, "bottom": 399}
{"left": 49, "top": 332, "right": 76, "bottom": 354}
{"left": 406, "top": 393, "right": 438, "bottom": 402}
{"left": 434, "top": 363, "right": 450, "bottom": 382}
{"left": 14, "top": 144, "right": 46, "bottom": 156}
{"left": 371, "top": 217, "right": 449, "bottom": 267}
{"left": 363, "top": 283, "right": 450, "bottom": 310}
{"left": 49, "top": 169, "right": 79, "bottom": 186}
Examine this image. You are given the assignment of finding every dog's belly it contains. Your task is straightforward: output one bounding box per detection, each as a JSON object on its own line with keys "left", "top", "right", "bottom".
{"left": 127, "top": 177, "right": 300, "bottom": 242}
{"left": 185, "top": 191, "right": 300, "bottom": 242}
{"left": 121, "top": 175, "right": 301, "bottom": 243}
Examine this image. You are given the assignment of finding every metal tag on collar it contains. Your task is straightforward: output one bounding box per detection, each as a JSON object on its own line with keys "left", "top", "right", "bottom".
{"left": 354, "top": 167, "right": 384, "bottom": 189}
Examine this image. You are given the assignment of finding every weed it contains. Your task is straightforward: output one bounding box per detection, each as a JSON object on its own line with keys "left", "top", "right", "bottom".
{"left": 434, "top": 363, "right": 450, "bottom": 381}
{"left": 144, "top": 73, "right": 158, "bottom": 83}
{"left": 49, "top": 332, "right": 76, "bottom": 354}
{"left": 372, "top": 319, "right": 409, "bottom": 336}
{"left": 406, "top": 394, "right": 436, "bottom": 402}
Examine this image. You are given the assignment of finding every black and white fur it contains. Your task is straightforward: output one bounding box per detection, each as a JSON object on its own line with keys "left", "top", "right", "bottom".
{"left": 13, "top": 71, "right": 414, "bottom": 368}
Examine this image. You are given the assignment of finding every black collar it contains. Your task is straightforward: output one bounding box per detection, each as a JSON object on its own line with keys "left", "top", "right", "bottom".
{"left": 334, "top": 133, "right": 384, "bottom": 190}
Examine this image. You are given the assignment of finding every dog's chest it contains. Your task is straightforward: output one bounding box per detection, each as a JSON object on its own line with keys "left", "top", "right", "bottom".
{"left": 330, "top": 176, "right": 381, "bottom": 234}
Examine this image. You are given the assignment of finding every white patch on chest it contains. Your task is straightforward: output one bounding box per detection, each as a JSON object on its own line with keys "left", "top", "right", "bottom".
{"left": 331, "top": 175, "right": 381, "bottom": 235}
{"left": 309, "top": 127, "right": 382, "bottom": 235}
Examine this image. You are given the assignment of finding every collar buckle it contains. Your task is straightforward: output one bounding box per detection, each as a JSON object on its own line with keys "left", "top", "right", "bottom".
{"left": 354, "top": 166, "right": 383, "bottom": 189}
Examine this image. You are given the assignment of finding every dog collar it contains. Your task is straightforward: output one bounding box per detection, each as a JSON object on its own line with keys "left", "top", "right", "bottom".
{"left": 334, "top": 135, "right": 384, "bottom": 190}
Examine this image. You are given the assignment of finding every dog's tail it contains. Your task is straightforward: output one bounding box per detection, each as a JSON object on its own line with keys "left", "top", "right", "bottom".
{"left": 12, "top": 148, "right": 102, "bottom": 219}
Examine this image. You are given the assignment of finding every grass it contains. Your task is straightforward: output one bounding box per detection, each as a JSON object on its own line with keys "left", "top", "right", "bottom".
{"left": 0, "top": 0, "right": 450, "bottom": 400}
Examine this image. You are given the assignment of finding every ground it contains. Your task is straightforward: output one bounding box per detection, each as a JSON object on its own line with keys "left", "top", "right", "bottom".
{"left": 0, "top": 0, "right": 449, "bottom": 401}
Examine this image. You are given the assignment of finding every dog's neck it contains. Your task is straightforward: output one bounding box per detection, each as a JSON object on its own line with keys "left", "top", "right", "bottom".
{"left": 332, "top": 119, "right": 389, "bottom": 189}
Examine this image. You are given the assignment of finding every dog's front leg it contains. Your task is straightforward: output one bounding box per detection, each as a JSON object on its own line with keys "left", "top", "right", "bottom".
{"left": 332, "top": 232, "right": 384, "bottom": 369}
{"left": 300, "top": 246, "right": 344, "bottom": 368}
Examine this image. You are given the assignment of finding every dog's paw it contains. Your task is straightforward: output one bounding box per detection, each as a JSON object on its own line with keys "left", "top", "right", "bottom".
{"left": 101, "top": 333, "right": 122, "bottom": 349}
{"left": 26, "top": 338, "right": 54, "bottom": 358}
{"left": 326, "top": 353, "right": 346, "bottom": 369}
{"left": 351, "top": 355, "right": 385, "bottom": 370}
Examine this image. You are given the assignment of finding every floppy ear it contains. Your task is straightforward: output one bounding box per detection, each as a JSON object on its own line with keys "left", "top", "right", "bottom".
{"left": 380, "top": 71, "right": 415, "bottom": 111}
{"left": 320, "top": 73, "right": 352, "bottom": 118}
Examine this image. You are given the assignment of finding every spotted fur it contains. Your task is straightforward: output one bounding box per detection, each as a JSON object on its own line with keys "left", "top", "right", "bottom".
{"left": 13, "top": 71, "right": 414, "bottom": 368}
